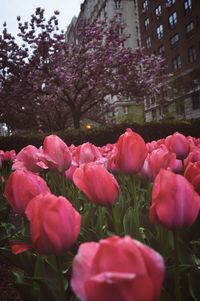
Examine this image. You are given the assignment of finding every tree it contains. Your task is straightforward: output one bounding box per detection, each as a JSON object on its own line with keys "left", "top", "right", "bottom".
{"left": 0, "top": 8, "right": 169, "bottom": 131}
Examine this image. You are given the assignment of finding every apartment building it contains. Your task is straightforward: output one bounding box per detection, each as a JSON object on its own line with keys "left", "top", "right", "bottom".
{"left": 66, "top": 0, "right": 140, "bottom": 49}
{"left": 66, "top": 0, "right": 143, "bottom": 123}
{"left": 66, "top": 0, "right": 200, "bottom": 124}
{"left": 138, "top": 0, "right": 200, "bottom": 121}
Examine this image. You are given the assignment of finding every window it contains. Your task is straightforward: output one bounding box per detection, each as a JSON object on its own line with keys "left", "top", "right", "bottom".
{"left": 146, "top": 98, "right": 150, "bottom": 108}
{"left": 142, "top": 0, "right": 148, "bottom": 12}
{"left": 150, "top": 94, "right": 156, "bottom": 105}
{"left": 116, "top": 13, "right": 122, "bottom": 21}
{"left": 170, "top": 33, "right": 179, "bottom": 47}
{"left": 184, "top": 0, "right": 192, "bottom": 14}
{"left": 123, "top": 106, "right": 128, "bottom": 114}
{"left": 146, "top": 36, "right": 151, "bottom": 49}
{"left": 162, "top": 86, "right": 168, "bottom": 97}
{"left": 152, "top": 109, "right": 157, "bottom": 120}
{"left": 158, "top": 45, "right": 165, "bottom": 57}
{"left": 172, "top": 55, "right": 181, "bottom": 71}
{"left": 186, "top": 21, "right": 194, "bottom": 33}
{"left": 176, "top": 102, "right": 185, "bottom": 114}
{"left": 166, "top": 0, "right": 176, "bottom": 8}
{"left": 144, "top": 18, "right": 150, "bottom": 31}
{"left": 169, "top": 12, "right": 177, "bottom": 28}
{"left": 155, "top": 5, "right": 162, "bottom": 19}
{"left": 163, "top": 105, "right": 169, "bottom": 114}
{"left": 115, "top": 1, "right": 122, "bottom": 9}
{"left": 157, "top": 24, "right": 163, "bottom": 39}
{"left": 192, "top": 94, "right": 200, "bottom": 110}
{"left": 188, "top": 47, "right": 197, "bottom": 63}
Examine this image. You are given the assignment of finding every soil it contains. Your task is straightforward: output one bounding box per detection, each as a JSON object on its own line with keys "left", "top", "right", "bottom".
{"left": 0, "top": 254, "right": 22, "bottom": 301}
{"left": 0, "top": 210, "right": 23, "bottom": 300}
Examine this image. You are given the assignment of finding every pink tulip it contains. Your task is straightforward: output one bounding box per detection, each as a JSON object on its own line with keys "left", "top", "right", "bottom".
{"left": 10, "top": 240, "right": 32, "bottom": 255}
{"left": 3, "top": 150, "right": 16, "bottom": 163}
{"left": 165, "top": 132, "right": 190, "bottom": 160}
{"left": 25, "top": 192, "right": 81, "bottom": 255}
{"left": 12, "top": 145, "right": 48, "bottom": 173}
{"left": 139, "top": 148, "right": 177, "bottom": 181}
{"left": 112, "top": 128, "right": 147, "bottom": 174}
{"left": 0, "top": 157, "right": 3, "bottom": 169}
{"left": 5, "top": 169, "right": 50, "bottom": 214}
{"left": 73, "top": 162, "right": 120, "bottom": 206}
{"left": 184, "top": 161, "right": 200, "bottom": 194}
{"left": 184, "top": 149, "right": 200, "bottom": 167}
{"left": 72, "top": 142, "right": 102, "bottom": 165}
{"left": 37, "top": 135, "right": 72, "bottom": 173}
{"left": 149, "top": 169, "right": 200, "bottom": 230}
{"left": 71, "top": 235, "right": 165, "bottom": 301}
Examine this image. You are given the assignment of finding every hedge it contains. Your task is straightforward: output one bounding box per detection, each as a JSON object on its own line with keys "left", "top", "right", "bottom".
{"left": 0, "top": 119, "right": 199, "bottom": 152}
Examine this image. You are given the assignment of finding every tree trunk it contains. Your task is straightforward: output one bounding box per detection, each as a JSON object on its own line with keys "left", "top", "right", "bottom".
{"left": 73, "top": 115, "right": 81, "bottom": 129}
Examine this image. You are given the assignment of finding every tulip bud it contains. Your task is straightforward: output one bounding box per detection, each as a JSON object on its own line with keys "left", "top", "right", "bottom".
{"left": 25, "top": 192, "right": 81, "bottom": 255}
{"left": 5, "top": 169, "right": 50, "bottom": 214}
{"left": 149, "top": 169, "right": 200, "bottom": 230}
{"left": 165, "top": 132, "right": 190, "bottom": 160}
{"left": 73, "top": 162, "right": 120, "bottom": 206}
{"left": 113, "top": 128, "right": 147, "bottom": 175}
{"left": 184, "top": 161, "right": 200, "bottom": 194}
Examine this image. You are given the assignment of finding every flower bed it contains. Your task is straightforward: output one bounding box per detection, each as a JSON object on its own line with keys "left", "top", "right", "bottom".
{"left": 0, "top": 129, "right": 200, "bottom": 301}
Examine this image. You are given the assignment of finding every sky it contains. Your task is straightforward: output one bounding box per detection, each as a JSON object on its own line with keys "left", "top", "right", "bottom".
{"left": 0, "top": 0, "right": 83, "bottom": 42}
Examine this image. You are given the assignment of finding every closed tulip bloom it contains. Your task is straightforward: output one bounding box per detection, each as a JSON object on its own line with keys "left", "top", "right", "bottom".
{"left": 149, "top": 169, "right": 200, "bottom": 230}
{"left": 3, "top": 150, "right": 16, "bottom": 163}
{"left": 113, "top": 128, "right": 147, "bottom": 174}
{"left": 25, "top": 192, "right": 81, "bottom": 255}
{"left": 165, "top": 132, "right": 190, "bottom": 160}
{"left": 73, "top": 162, "right": 120, "bottom": 206}
{"left": 38, "top": 135, "right": 72, "bottom": 173}
{"left": 73, "top": 142, "right": 102, "bottom": 166}
{"left": 5, "top": 169, "right": 50, "bottom": 214}
{"left": 71, "top": 235, "right": 165, "bottom": 301}
{"left": 184, "top": 161, "right": 200, "bottom": 194}
{"left": 139, "top": 148, "right": 177, "bottom": 181}
{"left": 184, "top": 149, "right": 200, "bottom": 168}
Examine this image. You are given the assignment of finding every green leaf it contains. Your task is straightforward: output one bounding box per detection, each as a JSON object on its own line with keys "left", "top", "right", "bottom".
{"left": 188, "top": 270, "right": 200, "bottom": 301}
{"left": 13, "top": 270, "right": 39, "bottom": 301}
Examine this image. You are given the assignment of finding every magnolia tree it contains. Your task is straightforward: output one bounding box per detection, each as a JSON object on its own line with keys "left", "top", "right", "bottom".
{"left": 0, "top": 8, "right": 169, "bottom": 131}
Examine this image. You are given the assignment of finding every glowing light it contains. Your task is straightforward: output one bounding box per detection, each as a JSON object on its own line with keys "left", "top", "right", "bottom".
{"left": 86, "top": 124, "right": 92, "bottom": 129}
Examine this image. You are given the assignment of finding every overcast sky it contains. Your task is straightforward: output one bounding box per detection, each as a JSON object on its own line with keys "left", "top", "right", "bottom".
{"left": 0, "top": 0, "right": 83, "bottom": 42}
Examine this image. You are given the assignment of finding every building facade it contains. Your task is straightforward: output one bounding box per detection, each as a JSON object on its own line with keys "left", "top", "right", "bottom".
{"left": 66, "top": 0, "right": 143, "bottom": 124}
{"left": 66, "top": 0, "right": 200, "bottom": 124}
{"left": 66, "top": 0, "right": 140, "bottom": 50}
{"left": 138, "top": 0, "right": 200, "bottom": 121}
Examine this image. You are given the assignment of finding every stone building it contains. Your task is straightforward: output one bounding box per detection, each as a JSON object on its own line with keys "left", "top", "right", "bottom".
{"left": 138, "top": 0, "right": 200, "bottom": 121}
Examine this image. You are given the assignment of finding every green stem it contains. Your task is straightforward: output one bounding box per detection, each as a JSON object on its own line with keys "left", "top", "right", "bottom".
{"left": 173, "top": 230, "right": 181, "bottom": 301}
{"left": 147, "top": 179, "right": 153, "bottom": 208}
{"left": 110, "top": 205, "right": 120, "bottom": 235}
{"left": 181, "top": 159, "right": 185, "bottom": 174}
{"left": 55, "top": 256, "right": 66, "bottom": 301}
{"left": 61, "top": 172, "right": 66, "bottom": 197}
{"left": 98, "top": 206, "right": 103, "bottom": 238}
{"left": 131, "top": 175, "right": 140, "bottom": 237}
